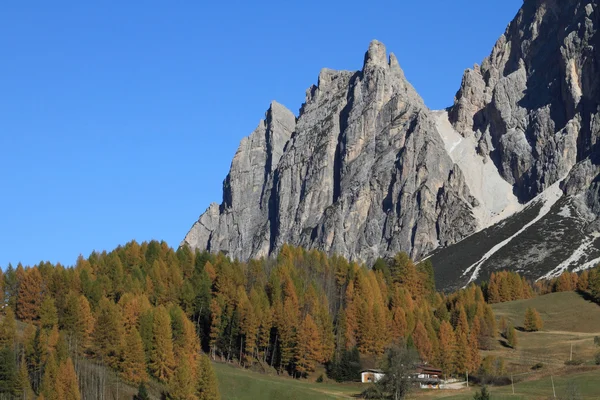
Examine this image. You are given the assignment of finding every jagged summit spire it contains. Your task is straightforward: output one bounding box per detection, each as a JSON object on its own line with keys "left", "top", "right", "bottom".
{"left": 184, "top": 37, "right": 477, "bottom": 264}
{"left": 267, "top": 100, "right": 294, "bottom": 119}
{"left": 363, "top": 40, "right": 405, "bottom": 73}
{"left": 364, "top": 40, "right": 388, "bottom": 67}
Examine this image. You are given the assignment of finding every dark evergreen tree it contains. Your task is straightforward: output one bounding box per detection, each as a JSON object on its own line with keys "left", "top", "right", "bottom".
{"left": 135, "top": 382, "right": 150, "bottom": 400}
{"left": 473, "top": 386, "right": 490, "bottom": 400}
{"left": 0, "top": 347, "right": 18, "bottom": 395}
{"left": 327, "top": 347, "right": 362, "bottom": 382}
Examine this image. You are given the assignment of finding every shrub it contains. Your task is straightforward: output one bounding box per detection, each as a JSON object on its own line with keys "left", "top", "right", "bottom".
{"left": 531, "top": 362, "right": 544, "bottom": 370}
{"left": 316, "top": 374, "right": 324, "bottom": 383}
{"left": 478, "top": 356, "right": 509, "bottom": 385}
{"left": 473, "top": 386, "right": 491, "bottom": 400}
{"left": 564, "top": 359, "right": 584, "bottom": 366}
{"left": 506, "top": 326, "right": 518, "bottom": 349}
{"left": 361, "top": 385, "right": 384, "bottom": 399}
{"left": 595, "top": 352, "right": 600, "bottom": 365}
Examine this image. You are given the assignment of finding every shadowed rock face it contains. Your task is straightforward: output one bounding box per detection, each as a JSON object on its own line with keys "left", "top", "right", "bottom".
{"left": 183, "top": 100, "right": 296, "bottom": 261}
{"left": 183, "top": 41, "right": 479, "bottom": 263}
{"left": 450, "top": 0, "right": 600, "bottom": 205}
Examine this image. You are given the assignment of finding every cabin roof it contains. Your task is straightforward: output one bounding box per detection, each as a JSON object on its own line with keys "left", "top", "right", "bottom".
{"left": 416, "top": 364, "right": 443, "bottom": 374}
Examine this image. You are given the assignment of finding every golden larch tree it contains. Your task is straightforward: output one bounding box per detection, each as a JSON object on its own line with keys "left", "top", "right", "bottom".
{"left": 438, "top": 321, "right": 455, "bottom": 375}
{"left": 454, "top": 332, "right": 470, "bottom": 374}
{"left": 258, "top": 308, "right": 272, "bottom": 362}
{"left": 93, "top": 298, "right": 123, "bottom": 367}
{"left": 0, "top": 307, "right": 17, "bottom": 348}
{"left": 239, "top": 288, "right": 259, "bottom": 364}
{"left": 372, "top": 301, "right": 389, "bottom": 355}
{"left": 454, "top": 307, "right": 469, "bottom": 338}
{"left": 524, "top": 307, "right": 543, "bottom": 332}
{"left": 578, "top": 270, "right": 590, "bottom": 291}
{"left": 277, "top": 296, "right": 299, "bottom": 372}
{"left": 120, "top": 327, "right": 148, "bottom": 384}
{"left": 39, "top": 296, "right": 58, "bottom": 331}
{"left": 413, "top": 321, "right": 433, "bottom": 362}
{"left": 41, "top": 353, "right": 62, "bottom": 400}
{"left": 506, "top": 325, "right": 518, "bottom": 349}
{"left": 150, "top": 306, "right": 176, "bottom": 382}
{"left": 196, "top": 353, "right": 220, "bottom": 400}
{"left": 57, "top": 358, "right": 80, "bottom": 400}
{"left": 16, "top": 267, "right": 43, "bottom": 322}
{"left": 487, "top": 274, "right": 500, "bottom": 304}
{"left": 295, "top": 314, "right": 322, "bottom": 377}
{"left": 390, "top": 306, "right": 408, "bottom": 340}
{"left": 75, "top": 295, "right": 95, "bottom": 352}
{"left": 468, "top": 329, "right": 481, "bottom": 373}
{"left": 556, "top": 272, "right": 573, "bottom": 292}
{"left": 170, "top": 361, "right": 197, "bottom": 400}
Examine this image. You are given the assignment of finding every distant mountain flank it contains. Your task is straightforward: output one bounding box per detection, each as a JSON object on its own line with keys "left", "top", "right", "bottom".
{"left": 184, "top": 0, "right": 600, "bottom": 289}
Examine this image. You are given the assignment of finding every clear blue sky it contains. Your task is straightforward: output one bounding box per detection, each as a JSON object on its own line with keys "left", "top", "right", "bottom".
{"left": 0, "top": 0, "right": 522, "bottom": 268}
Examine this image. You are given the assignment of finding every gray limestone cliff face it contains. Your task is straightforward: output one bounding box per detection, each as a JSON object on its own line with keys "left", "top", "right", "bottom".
{"left": 183, "top": 41, "right": 479, "bottom": 262}
{"left": 183, "top": 101, "right": 296, "bottom": 260}
{"left": 450, "top": 0, "right": 600, "bottom": 208}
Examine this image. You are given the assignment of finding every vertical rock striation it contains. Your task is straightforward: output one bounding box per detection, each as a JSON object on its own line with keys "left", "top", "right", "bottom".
{"left": 183, "top": 41, "right": 479, "bottom": 263}
{"left": 450, "top": 0, "right": 600, "bottom": 207}
{"left": 183, "top": 101, "right": 296, "bottom": 261}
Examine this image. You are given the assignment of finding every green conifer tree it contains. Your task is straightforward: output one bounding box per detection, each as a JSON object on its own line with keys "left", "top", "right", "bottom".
{"left": 197, "top": 353, "right": 220, "bottom": 400}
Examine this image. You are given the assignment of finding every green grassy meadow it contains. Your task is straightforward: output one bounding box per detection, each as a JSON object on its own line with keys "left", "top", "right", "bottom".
{"left": 489, "top": 291, "right": 600, "bottom": 371}
{"left": 416, "top": 369, "right": 600, "bottom": 400}
{"left": 214, "top": 362, "right": 361, "bottom": 399}
{"left": 214, "top": 363, "right": 600, "bottom": 400}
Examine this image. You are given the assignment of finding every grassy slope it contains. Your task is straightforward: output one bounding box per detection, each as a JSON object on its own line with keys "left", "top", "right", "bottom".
{"left": 419, "top": 292, "right": 600, "bottom": 400}
{"left": 415, "top": 370, "right": 600, "bottom": 400}
{"left": 213, "top": 362, "right": 361, "bottom": 400}
{"left": 490, "top": 291, "right": 600, "bottom": 370}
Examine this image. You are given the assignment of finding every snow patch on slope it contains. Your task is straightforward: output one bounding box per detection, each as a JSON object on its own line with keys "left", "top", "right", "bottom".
{"left": 461, "top": 180, "right": 564, "bottom": 285}
{"left": 557, "top": 204, "right": 572, "bottom": 218}
{"left": 539, "top": 232, "right": 600, "bottom": 279}
{"left": 434, "top": 111, "right": 522, "bottom": 229}
{"left": 573, "top": 255, "right": 600, "bottom": 272}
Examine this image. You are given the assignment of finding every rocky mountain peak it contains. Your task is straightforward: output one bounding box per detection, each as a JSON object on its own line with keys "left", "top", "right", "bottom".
{"left": 363, "top": 40, "right": 404, "bottom": 76}
{"left": 363, "top": 39, "right": 388, "bottom": 67}
{"left": 449, "top": 0, "right": 600, "bottom": 203}
{"left": 184, "top": 0, "right": 600, "bottom": 287}
{"left": 183, "top": 40, "right": 478, "bottom": 263}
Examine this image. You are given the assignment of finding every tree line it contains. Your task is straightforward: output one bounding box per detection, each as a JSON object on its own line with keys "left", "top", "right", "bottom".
{"left": 533, "top": 267, "right": 600, "bottom": 301}
{"left": 0, "top": 241, "right": 220, "bottom": 399}
{"left": 2, "top": 240, "right": 599, "bottom": 398}
{"left": 0, "top": 242, "right": 500, "bottom": 387}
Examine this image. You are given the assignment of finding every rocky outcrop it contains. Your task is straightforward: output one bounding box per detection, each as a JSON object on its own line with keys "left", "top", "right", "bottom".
{"left": 183, "top": 101, "right": 296, "bottom": 261}
{"left": 450, "top": 0, "right": 600, "bottom": 205}
{"left": 185, "top": 0, "right": 600, "bottom": 280}
{"left": 184, "top": 41, "right": 479, "bottom": 263}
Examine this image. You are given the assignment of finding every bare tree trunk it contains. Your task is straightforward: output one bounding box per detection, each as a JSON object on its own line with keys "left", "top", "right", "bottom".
{"left": 239, "top": 336, "right": 244, "bottom": 366}
{"left": 270, "top": 334, "right": 278, "bottom": 368}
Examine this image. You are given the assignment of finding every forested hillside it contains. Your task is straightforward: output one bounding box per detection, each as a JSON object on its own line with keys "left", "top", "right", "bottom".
{"left": 1, "top": 241, "right": 600, "bottom": 399}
